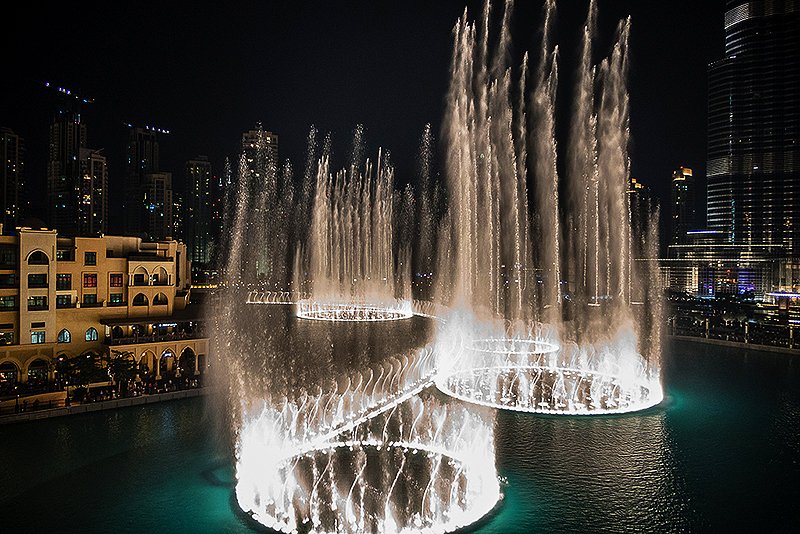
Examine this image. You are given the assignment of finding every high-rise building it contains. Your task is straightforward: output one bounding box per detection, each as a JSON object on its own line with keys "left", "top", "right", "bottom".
{"left": 125, "top": 126, "right": 168, "bottom": 236}
{"left": 47, "top": 109, "right": 87, "bottom": 236}
{"left": 241, "top": 124, "right": 278, "bottom": 184}
{"left": 670, "top": 166, "right": 696, "bottom": 246}
{"left": 627, "top": 176, "right": 657, "bottom": 253}
{"left": 142, "top": 172, "right": 173, "bottom": 240}
{"left": 185, "top": 156, "right": 212, "bottom": 266}
{"left": 78, "top": 148, "right": 108, "bottom": 236}
{"left": 707, "top": 0, "right": 800, "bottom": 254}
{"left": 1, "top": 127, "right": 24, "bottom": 233}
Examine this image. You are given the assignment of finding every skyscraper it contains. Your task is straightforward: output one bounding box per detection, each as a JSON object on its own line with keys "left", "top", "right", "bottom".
{"left": 670, "top": 166, "right": 695, "bottom": 246}
{"left": 124, "top": 125, "right": 168, "bottom": 236}
{"left": 707, "top": 0, "right": 800, "bottom": 254}
{"left": 241, "top": 125, "right": 278, "bottom": 186}
{"left": 142, "top": 171, "right": 173, "bottom": 240}
{"left": 1, "top": 127, "right": 24, "bottom": 233}
{"left": 78, "top": 148, "right": 108, "bottom": 236}
{"left": 47, "top": 109, "right": 86, "bottom": 235}
{"left": 185, "top": 156, "right": 213, "bottom": 266}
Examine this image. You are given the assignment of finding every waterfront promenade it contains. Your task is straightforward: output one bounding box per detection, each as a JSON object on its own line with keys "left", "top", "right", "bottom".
{"left": 0, "top": 385, "right": 206, "bottom": 425}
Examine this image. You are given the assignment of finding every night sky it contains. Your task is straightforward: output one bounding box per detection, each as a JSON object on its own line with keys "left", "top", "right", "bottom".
{"left": 2, "top": 1, "right": 722, "bottom": 232}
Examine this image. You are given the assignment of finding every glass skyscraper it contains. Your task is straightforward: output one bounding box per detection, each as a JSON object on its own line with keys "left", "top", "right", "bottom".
{"left": 707, "top": 0, "right": 799, "bottom": 254}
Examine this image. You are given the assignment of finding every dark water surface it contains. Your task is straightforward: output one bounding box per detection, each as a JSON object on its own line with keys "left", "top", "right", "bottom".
{"left": 1, "top": 339, "right": 799, "bottom": 533}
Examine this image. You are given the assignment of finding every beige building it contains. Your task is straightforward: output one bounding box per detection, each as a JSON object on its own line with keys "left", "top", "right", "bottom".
{"left": 0, "top": 225, "right": 208, "bottom": 388}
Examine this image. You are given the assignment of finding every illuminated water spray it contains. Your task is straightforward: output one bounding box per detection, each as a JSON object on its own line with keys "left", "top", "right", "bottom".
{"left": 216, "top": 1, "right": 664, "bottom": 533}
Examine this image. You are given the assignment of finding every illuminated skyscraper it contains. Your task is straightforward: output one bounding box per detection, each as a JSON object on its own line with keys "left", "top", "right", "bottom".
{"left": 1, "top": 127, "right": 24, "bottom": 233}
{"left": 47, "top": 109, "right": 86, "bottom": 235}
{"left": 670, "top": 166, "right": 695, "bottom": 246}
{"left": 185, "top": 156, "right": 213, "bottom": 265}
{"left": 78, "top": 148, "right": 108, "bottom": 236}
{"left": 142, "top": 171, "right": 173, "bottom": 240}
{"left": 707, "top": 0, "right": 800, "bottom": 253}
{"left": 125, "top": 125, "right": 169, "bottom": 237}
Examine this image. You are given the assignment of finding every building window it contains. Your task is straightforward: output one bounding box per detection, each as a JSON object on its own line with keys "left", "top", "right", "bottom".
{"left": 58, "top": 329, "right": 71, "bottom": 343}
{"left": 109, "top": 293, "right": 124, "bottom": 305}
{"left": 28, "top": 273, "right": 48, "bottom": 288}
{"left": 0, "top": 245, "right": 17, "bottom": 267}
{"left": 0, "top": 273, "right": 17, "bottom": 288}
{"left": 85, "top": 327, "right": 98, "bottom": 342}
{"left": 110, "top": 273, "right": 123, "bottom": 287}
{"left": 56, "top": 249, "right": 74, "bottom": 261}
{"left": 84, "top": 273, "right": 97, "bottom": 288}
{"left": 153, "top": 293, "right": 168, "bottom": 305}
{"left": 56, "top": 294, "right": 73, "bottom": 308}
{"left": 85, "top": 251, "right": 97, "bottom": 266}
{"left": 0, "top": 331, "right": 12, "bottom": 345}
{"left": 56, "top": 273, "right": 72, "bottom": 290}
{"left": 28, "top": 250, "right": 49, "bottom": 265}
{"left": 132, "top": 293, "right": 149, "bottom": 306}
{"left": 83, "top": 294, "right": 97, "bottom": 306}
{"left": 0, "top": 296, "right": 17, "bottom": 310}
{"left": 31, "top": 331, "right": 46, "bottom": 344}
{"left": 27, "top": 296, "right": 48, "bottom": 311}
{"left": 133, "top": 273, "right": 147, "bottom": 286}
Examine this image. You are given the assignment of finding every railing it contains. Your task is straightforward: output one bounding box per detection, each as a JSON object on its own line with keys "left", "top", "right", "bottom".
{"left": 81, "top": 301, "right": 103, "bottom": 308}
{"left": 104, "top": 331, "right": 204, "bottom": 346}
{"left": 56, "top": 302, "right": 76, "bottom": 309}
{"left": 107, "top": 301, "right": 127, "bottom": 307}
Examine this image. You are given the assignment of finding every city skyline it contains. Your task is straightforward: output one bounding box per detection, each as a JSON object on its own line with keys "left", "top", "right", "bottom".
{"left": 3, "top": 0, "right": 720, "bottom": 228}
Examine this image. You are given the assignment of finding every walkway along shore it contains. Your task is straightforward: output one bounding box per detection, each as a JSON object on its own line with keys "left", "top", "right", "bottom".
{"left": 670, "top": 335, "right": 800, "bottom": 356}
{"left": 0, "top": 387, "right": 208, "bottom": 425}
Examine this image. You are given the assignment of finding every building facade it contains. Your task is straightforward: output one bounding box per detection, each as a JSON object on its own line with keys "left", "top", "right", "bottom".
{"left": 0, "top": 227, "right": 206, "bottom": 389}
{"left": 185, "top": 156, "right": 213, "bottom": 266}
{"left": 78, "top": 148, "right": 108, "bottom": 236}
{"left": 47, "top": 109, "right": 86, "bottom": 236}
{"left": 707, "top": 0, "right": 800, "bottom": 253}
{"left": 670, "top": 166, "right": 695, "bottom": 246}
{"left": 125, "top": 126, "right": 170, "bottom": 238}
{"left": 1, "top": 127, "right": 24, "bottom": 232}
{"left": 142, "top": 171, "right": 174, "bottom": 240}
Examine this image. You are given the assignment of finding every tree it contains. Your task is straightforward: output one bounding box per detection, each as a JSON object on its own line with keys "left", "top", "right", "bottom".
{"left": 107, "top": 350, "right": 138, "bottom": 396}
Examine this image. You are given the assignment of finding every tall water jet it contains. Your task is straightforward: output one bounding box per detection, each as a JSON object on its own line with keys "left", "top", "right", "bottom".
{"left": 433, "top": 0, "right": 663, "bottom": 414}
{"left": 297, "top": 127, "right": 413, "bottom": 321}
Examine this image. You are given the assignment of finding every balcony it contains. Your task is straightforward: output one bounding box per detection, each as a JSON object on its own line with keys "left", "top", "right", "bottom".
{"left": 105, "top": 331, "right": 203, "bottom": 346}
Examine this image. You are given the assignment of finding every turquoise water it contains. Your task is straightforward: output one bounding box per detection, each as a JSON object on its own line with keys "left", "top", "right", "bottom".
{"left": 1, "top": 339, "right": 799, "bottom": 533}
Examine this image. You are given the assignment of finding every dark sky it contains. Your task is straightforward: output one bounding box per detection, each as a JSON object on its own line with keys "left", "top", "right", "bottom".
{"left": 2, "top": 0, "right": 722, "bottom": 231}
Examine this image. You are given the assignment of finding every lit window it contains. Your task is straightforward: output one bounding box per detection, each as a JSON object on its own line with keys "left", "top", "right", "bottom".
{"left": 58, "top": 329, "right": 71, "bottom": 343}
{"left": 31, "top": 331, "right": 46, "bottom": 344}
{"left": 85, "top": 327, "right": 98, "bottom": 342}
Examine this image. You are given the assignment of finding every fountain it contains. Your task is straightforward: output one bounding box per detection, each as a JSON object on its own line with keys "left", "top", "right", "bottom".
{"left": 215, "top": 1, "right": 664, "bottom": 532}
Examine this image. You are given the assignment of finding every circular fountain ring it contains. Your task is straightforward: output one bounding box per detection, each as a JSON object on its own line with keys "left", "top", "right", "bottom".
{"left": 296, "top": 300, "right": 414, "bottom": 322}
{"left": 242, "top": 440, "right": 501, "bottom": 534}
{"left": 435, "top": 364, "right": 663, "bottom": 415}
{"left": 468, "top": 337, "right": 559, "bottom": 355}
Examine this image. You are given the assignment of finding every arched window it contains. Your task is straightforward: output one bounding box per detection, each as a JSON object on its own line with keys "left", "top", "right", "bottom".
{"left": 57, "top": 329, "right": 71, "bottom": 343}
{"left": 132, "top": 293, "right": 149, "bottom": 306}
{"left": 85, "top": 327, "right": 98, "bottom": 342}
{"left": 153, "top": 293, "right": 168, "bottom": 305}
{"left": 27, "top": 250, "right": 49, "bottom": 265}
{"left": 152, "top": 266, "right": 169, "bottom": 286}
{"left": 133, "top": 266, "right": 149, "bottom": 286}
